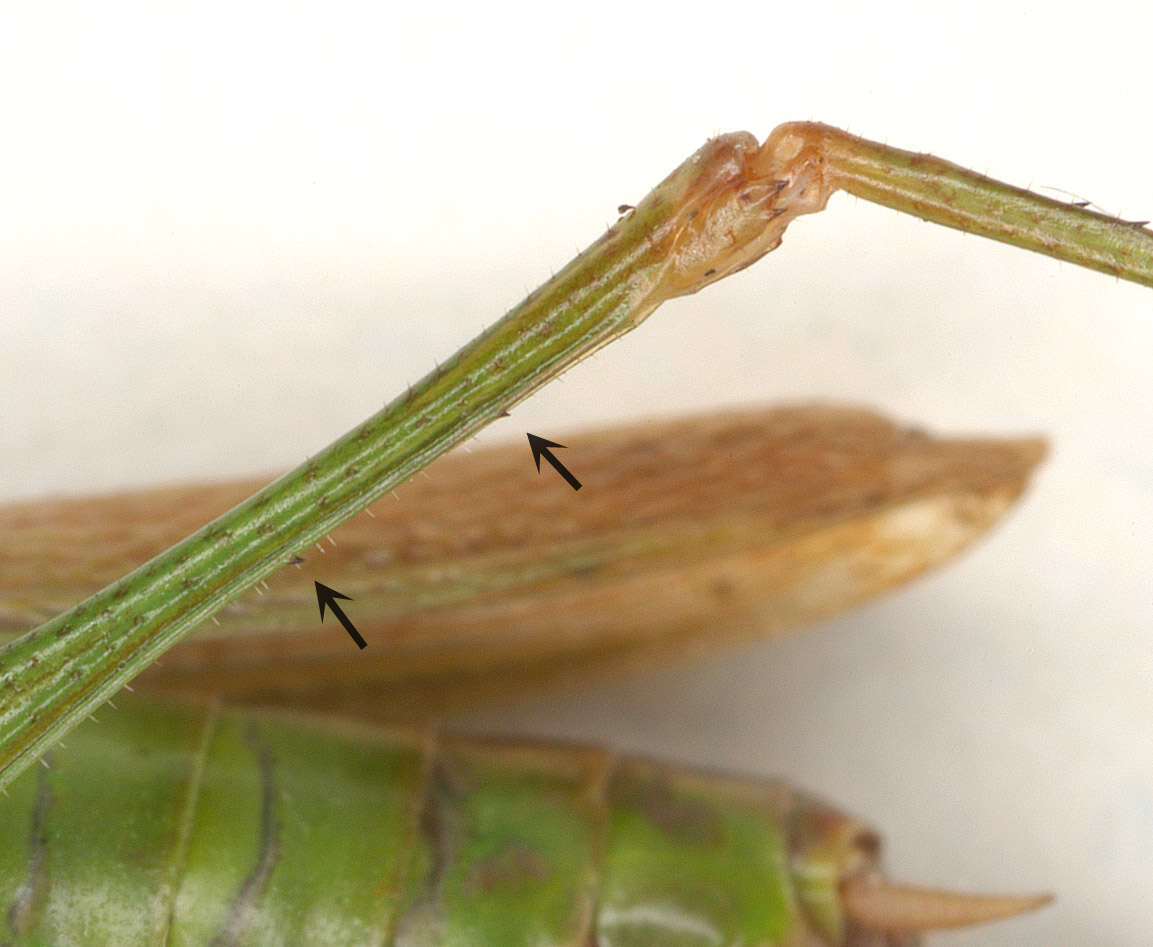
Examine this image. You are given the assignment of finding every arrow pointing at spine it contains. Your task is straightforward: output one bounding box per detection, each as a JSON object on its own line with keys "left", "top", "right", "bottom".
{"left": 314, "top": 581, "right": 367, "bottom": 649}
{"left": 526, "top": 433, "right": 582, "bottom": 491}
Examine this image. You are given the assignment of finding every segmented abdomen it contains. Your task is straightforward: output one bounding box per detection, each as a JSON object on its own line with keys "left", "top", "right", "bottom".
{"left": 0, "top": 700, "right": 896, "bottom": 946}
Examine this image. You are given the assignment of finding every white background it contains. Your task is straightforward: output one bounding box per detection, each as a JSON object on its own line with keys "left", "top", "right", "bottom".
{"left": 3, "top": 3, "right": 1152, "bottom": 943}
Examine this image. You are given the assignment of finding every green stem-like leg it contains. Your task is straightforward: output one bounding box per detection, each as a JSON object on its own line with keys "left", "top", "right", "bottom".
{"left": 2, "top": 122, "right": 1150, "bottom": 791}
{"left": 772, "top": 122, "right": 1153, "bottom": 286}
{"left": 0, "top": 131, "right": 823, "bottom": 789}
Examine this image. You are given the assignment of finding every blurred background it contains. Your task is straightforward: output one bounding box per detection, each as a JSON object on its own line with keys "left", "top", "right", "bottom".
{"left": 2, "top": 2, "right": 1151, "bottom": 942}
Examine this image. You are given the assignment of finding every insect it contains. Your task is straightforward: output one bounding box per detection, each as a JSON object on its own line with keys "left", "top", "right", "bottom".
{"left": 1, "top": 123, "right": 1150, "bottom": 942}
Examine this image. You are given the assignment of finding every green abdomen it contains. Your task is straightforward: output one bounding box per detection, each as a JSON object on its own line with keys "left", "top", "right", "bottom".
{"left": 0, "top": 701, "right": 877, "bottom": 946}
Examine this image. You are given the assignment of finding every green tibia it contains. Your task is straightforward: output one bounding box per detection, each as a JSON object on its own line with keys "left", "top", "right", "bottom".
{"left": 803, "top": 122, "right": 1153, "bottom": 287}
{"left": 0, "top": 130, "right": 813, "bottom": 792}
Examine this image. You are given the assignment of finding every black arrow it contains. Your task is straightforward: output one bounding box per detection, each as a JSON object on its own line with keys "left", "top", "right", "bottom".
{"left": 314, "top": 581, "right": 367, "bottom": 649}
{"left": 526, "top": 433, "right": 582, "bottom": 491}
